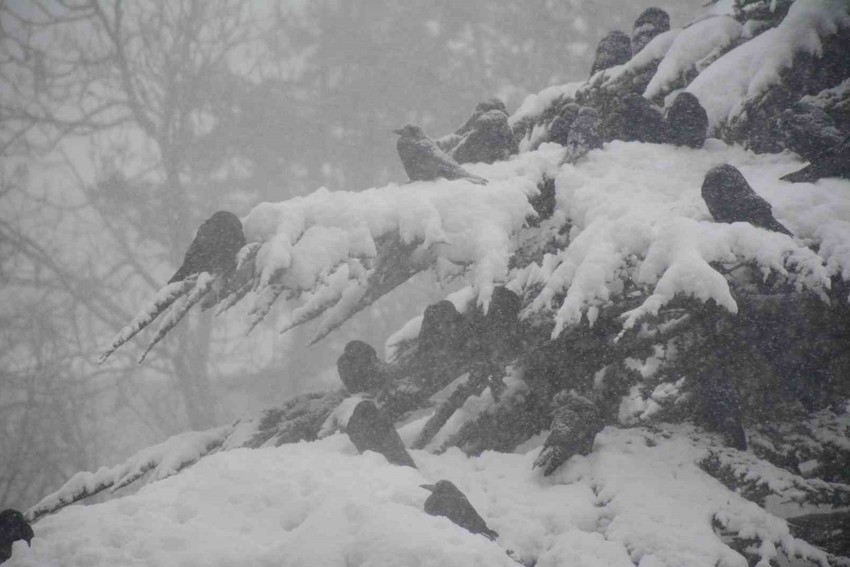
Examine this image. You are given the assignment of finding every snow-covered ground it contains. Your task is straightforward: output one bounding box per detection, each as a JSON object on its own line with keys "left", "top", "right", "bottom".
{"left": 7, "top": 425, "right": 829, "bottom": 567}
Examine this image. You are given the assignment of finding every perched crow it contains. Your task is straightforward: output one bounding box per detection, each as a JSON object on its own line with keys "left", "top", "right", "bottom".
{"left": 607, "top": 94, "right": 668, "bottom": 144}
{"left": 781, "top": 138, "right": 850, "bottom": 183}
{"left": 337, "top": 341, "right": 391, "bottom": 393}
{"left": 346, "top": 400, "right": 416, "bottom": 468}
{"left": 168, "top": 211, "right": 246, "bottom": 284}
{"left": 533, "top": 391, "right": 604, "bottom": 476}
{"left": 665, "top": 92, "right": 708, "bottom": 149}
{"left": 562, "top": 107, "right": 603, "bottom": 164}
{"left": 449, "top": 109, "right": 513, "bottom": 165}
{"left": 0, "top": 509, "right": 33, "bottom": 564}
{"left": 420, "top": 480, "right": 499, "bottom": 540}
{"left": 698, "top": 371, "right": 747, "bottom": 451}
{"left": 418, "top": 300, "right": 467, "bottom": 357}
{"left": 548, "top": 102, "right": 580, "bottom": 147}
{"left": 590, "top": 31, "right": 632, "bottom": 76}
{"left": 702, "top": 164, "right": 793, "bottom": 235}
{"left": 437, "top": 98, "right": 510, "bottom": 154}
{"left": 774, "top": 102, "right": 844, "bottom": 162}
{"left": 632, "top": 7, "right": 670, "bottom": 55}
{"left": 395, "top": 125, "right": 489, "bottom": 185}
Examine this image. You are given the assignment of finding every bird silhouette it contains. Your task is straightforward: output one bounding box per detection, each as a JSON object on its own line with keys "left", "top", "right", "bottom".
{"left": 418, "top": 300, "right": 468, "bottom": 358}
{"left": 533, "top": 391, "right": 604, "bottom": 476}
{"left": 562, "top": 107, "right": 603, "bottom": 164}
{"left": 697, "top": 370, "right": 747, "bottom": 450}
{"left": 548, "top": 102, "right": 580, "bottom": 146}
{"left": 420, "top": 480, "right": 499, "bottom": 540}
{"left": 168, "top": 211, "right": 246, "bottom": 284}
{"left": 774, "top": 102, "right": 844, "bottom": 162}
{"left": 1, "top": 509, "right": 33, "bottom": 564}
{"left": 702, "top": 164, "right": 793, "bottom": 235}
{"left": 449, "top": 109, "right": 513, "bottom": 165}
{"left": 632, "top": 7, "right": 670, "bottom": 55}
{"left": 781, "top": 138, "right": 850, "bottom": 183}
{"left": 665, "top": 92, "right": 708, "bottom": 149}
{"left": 337, "top": 341, "right": 392, "bottom": 394}
{"left": 395, "top": 124, "right": 488, "bottom": 185}
{"left": 346, "top": 400, "right": 416, "bottom": 468}
{"left": 436, "top": 98, "right": 509, "bottom": 154}
{"left": 590, "top": 30, "right": 632, "bottom": 76}
{"left": 608, "top": 94, "right": 668, "bottom": 144}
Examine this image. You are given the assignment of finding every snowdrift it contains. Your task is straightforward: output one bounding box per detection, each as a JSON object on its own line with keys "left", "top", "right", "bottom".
{"left": 7, "top": 426, "right": 838, "bottom": 567}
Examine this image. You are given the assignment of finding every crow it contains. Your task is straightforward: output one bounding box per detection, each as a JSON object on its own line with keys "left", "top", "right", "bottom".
{"left": 420, "top": 480, "right": 499, "bottom": 540}
{"left": 562, "top": 107, "right": 603, "bottom": 164}
{"left": 0, "top": 509, "right": 33, "bottom": 564}
{"left": 533, "top": 390, "right": 604, "bottom": 476}
{"left": 774, "top": 102, "right": 844, "bottom": 162}
{"left": 781, "top": 138, "right": 850, "bottom": 183}
{"left": 632, "top": 7, "right": 670, "bottom": 55}
{"left": 395, "top": 124, "right": 488, "bottom": 185}
{"left": 449, "top": 109, "right": 513, "bottom": 165}
{"left": 608, "top": 94, "right": 668, "bottom": 144}
{"left": 168, "top": 211, "right": 246, "bottom": 284}
{"left": 590, "top": 31, "right": 632, "bottom": 76}
{"left": 702, "top": 164, "right": 793, "bottom": 236}
{"left": 665, "top": 92, "right": 708, "bottom": 149}
{"left": 548, "top": 103, "right": 580, "bottom": 147}
{"left": 698, "top": 370, "right": 748, "bottom": 451}
{"left": 346, "top": 400, "right": 416, "bottom": 468}
{"left": 418, "top": 300, "right": 468, "bottom": 358}
{"left": 337, "top": 341, "right": 392, "bottom": 394}
{"left": 436, "top": 98, "right": 509, "bottom": 154}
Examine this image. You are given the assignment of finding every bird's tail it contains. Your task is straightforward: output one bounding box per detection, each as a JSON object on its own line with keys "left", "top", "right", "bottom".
{"left": 780, "top": 165, "right": 814, "bottom": 184}
{"left": 465, "top": 175, "right": 489, "bottom": 185}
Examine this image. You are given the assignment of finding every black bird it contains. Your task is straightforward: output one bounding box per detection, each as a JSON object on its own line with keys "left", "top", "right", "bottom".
{"left": 590, "top": 30, "right": 632, "bottom": 76}
{"left": 1, "top": 509, "right": 33, "bottom": 564}
{"left": 346, "top": 400, "right": 416, "bottom": 468}
{"left": 702, "top": 164, "right": 793, "bottom": 236}
{"left": 337, "top": 340, "right": 392, "bottom": 393}
{"left": 168, "top": 211, "right": 246, "bottom": 284}
{"left": 774, "top": 102, "right": 844, "bottom": 162}
{"left": 665, "top": 92, "right": 709, "bottom": 149}
{"left": 781, "top": 138, "right": 850, "bottom": 183}
{"left": 548, "top": 102, "right": 580, "bottom": 147}
{"left": 697, "top": 371, "right": 747, "bottom": 451}
{"left": 632, "top": 7, "right": 670, "bottom": 55}
{"left": 436, "top": 98, "right": 509, "bottom": 154}
{"left": 394, "top": 124, "right": 489, "bottom": 185}
{"left": 418, "top": 300, "right": 468, "bottom": 357}
{"left": 533, "top": 391, "right": 604, "bottom": 476}
{"left": 449, "top": 109, "right": 513, "bottom": 165}
{"left": 562, "top": 107, "right": 603, "bottom": 164}
{"left": 420, "top": 480, "right": 499, "bottom": 540}
{"left": 607, "top": 94, "right": 668, "bottom": 144}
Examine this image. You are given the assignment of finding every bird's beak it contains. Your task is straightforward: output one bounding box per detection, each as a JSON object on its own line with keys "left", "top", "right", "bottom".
{"left": 420, "top": 483, "right": 436, "bottom": 492}
{"left": 392, "top": 129, "right": 404, "bottom": 135}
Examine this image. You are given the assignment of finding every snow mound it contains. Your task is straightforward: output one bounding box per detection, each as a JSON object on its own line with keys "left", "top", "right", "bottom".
{"left": 10, "top": 427, "right": 831, "bottom": 567}
{"left": 687, "top": 0, "right": 850, "bottom": 132}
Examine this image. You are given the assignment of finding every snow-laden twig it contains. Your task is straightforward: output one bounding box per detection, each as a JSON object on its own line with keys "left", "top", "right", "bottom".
{"left": 98, "top": 278, "right": 196, "bottom": 364}
{"left": 26, "top": 425, "right": 233, "bottom": 522}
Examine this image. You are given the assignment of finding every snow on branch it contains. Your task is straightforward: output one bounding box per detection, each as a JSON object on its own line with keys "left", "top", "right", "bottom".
{"left": 688, "top": 0, "right": 850, "bottom": 132}
{"left": 512, "top": 140, "right": 836, "bottom": 338}
{"left": 26, "top": 426, "right": 233, "bottom": 522}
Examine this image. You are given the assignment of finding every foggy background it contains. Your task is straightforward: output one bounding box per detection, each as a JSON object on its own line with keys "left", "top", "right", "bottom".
{"left": 0, "top": 0, "right": 701, "bottom": 510}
